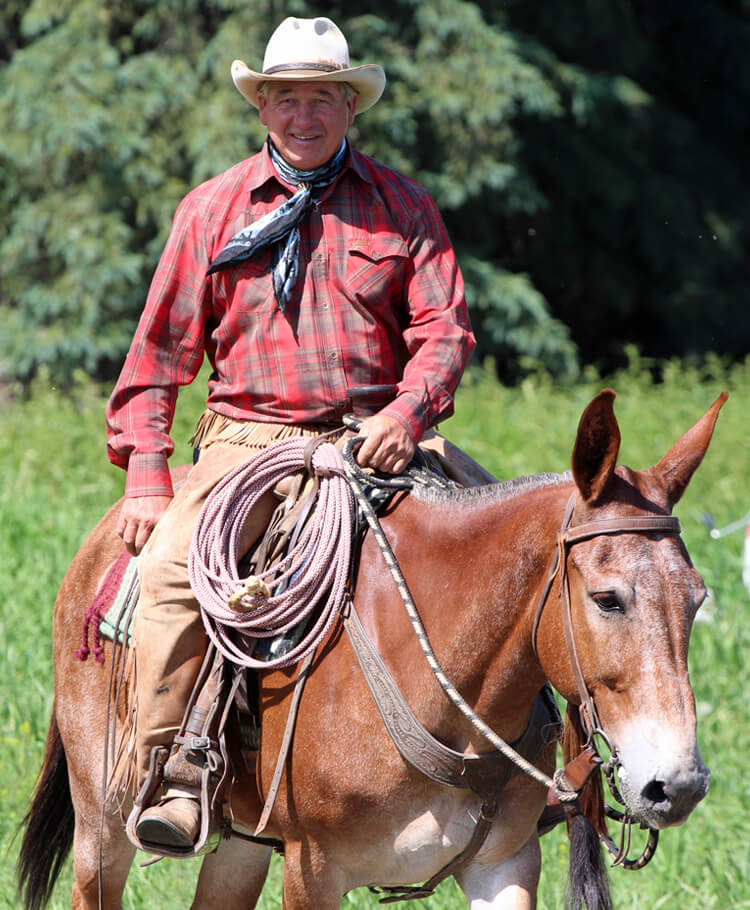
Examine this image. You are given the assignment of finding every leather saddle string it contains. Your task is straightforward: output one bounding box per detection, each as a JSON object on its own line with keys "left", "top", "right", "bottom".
{"left": 98, "top": 585, "right": 142, "bottom": 909}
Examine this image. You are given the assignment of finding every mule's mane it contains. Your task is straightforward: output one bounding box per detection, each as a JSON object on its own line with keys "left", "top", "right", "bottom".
{"left": 411, "top": 470, "right": 572, "bottom": 505}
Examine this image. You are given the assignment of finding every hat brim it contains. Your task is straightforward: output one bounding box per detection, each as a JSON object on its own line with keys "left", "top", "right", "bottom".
{"left": 231, "top": 60, "right": 385, "bottom": 113}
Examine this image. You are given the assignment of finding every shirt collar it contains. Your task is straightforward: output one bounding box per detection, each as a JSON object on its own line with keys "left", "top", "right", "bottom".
{"left": 248, "top": 140, "right": 376, "bottom": 196}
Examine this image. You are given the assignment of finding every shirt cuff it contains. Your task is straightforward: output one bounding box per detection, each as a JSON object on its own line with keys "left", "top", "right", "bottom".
{"left": 124, "top": 453, "right": 174, "bottom": 499}
{"left": 379, "top": 393, "right": 430, "bottom": 445}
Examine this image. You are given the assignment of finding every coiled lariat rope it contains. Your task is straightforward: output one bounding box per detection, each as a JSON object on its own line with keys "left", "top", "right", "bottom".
{"left": 188, "top": 437, "right": 354, "bottom": 669}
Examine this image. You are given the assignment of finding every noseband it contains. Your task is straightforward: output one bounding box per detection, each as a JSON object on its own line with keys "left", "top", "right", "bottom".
{"left": 532, "top": 492, "right": 682, "bottom": 867}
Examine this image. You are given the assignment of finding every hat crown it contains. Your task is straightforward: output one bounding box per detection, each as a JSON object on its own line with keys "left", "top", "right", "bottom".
{"left": 262, "top": 17, "right": 350, "bottom": 73}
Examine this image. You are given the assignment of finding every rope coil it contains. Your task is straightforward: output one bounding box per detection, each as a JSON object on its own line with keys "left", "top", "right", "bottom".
{"left": 188, "top": 438, "right": 354, "bottom": 669}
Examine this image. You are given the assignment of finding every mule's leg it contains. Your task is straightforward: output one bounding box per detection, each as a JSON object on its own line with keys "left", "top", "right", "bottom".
{"left": 192, "top": 839, "right": 272, "bottom": 910}
{"left": 456, "top": 836, "right": 541, "bottom": 910}
{"left": 63, "top": 701, "right": 135, "bottom": 909}
{"left": 70, "top": 810, "right": 135, "bottom": 909}
{"left": 280, "top": 841, "right": 344, "bottom": 910}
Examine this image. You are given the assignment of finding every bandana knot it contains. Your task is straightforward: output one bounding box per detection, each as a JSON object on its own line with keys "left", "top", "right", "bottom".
{"left": 207, "top": 139, "right": 347, "bottom": 313}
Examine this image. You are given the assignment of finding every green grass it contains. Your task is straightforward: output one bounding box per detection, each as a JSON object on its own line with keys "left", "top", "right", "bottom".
{"left": 2, "top": 355, "right": 749, "bottom": 908}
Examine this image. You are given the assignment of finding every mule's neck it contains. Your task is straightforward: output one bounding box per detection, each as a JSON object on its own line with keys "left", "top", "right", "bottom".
{"left": 399, "top": 478, "right": 573, "bottom": 747}
{"left": 466, "top": 481, "right": 572, "bottom": 738}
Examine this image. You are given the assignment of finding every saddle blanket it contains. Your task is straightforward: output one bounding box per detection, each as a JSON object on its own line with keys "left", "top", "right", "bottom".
{"left": 76, "top": 551, "right": 139, "bottom": 662}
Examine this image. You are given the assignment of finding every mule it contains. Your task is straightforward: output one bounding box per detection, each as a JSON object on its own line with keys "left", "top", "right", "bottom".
{"left": 18, "top": 389, "right": 723, "bottom": 909}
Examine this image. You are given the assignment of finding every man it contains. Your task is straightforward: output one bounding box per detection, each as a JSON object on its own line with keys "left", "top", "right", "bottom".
{"left": 106, "top": 15, "right": 490, "bottom": 855}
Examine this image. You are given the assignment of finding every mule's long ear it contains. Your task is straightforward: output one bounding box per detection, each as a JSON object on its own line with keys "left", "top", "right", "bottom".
{"left": 572, "top": 389, "right": 621, "bottom": 504}
{"left": 651, "top": 391, "right": 728, "bottom": 508}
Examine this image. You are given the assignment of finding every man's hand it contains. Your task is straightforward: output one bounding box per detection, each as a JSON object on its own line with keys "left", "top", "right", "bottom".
{"left": 356, "top": 414, "right": 416, "bottom": 475}
{"left": 117, "top": 495, "right": 172, "bottom": 556}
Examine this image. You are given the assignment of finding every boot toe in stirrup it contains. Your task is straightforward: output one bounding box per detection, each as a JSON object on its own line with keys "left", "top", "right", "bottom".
{"left": 135, "top": 796, "right": 201, "bottom": 851}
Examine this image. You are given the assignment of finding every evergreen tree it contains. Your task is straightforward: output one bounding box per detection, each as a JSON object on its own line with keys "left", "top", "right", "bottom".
{"left": 1, "top": 0, "right": 747, "bottom": 385}
{"left": 0, "top": 0, "right": 575, "bottom": 384}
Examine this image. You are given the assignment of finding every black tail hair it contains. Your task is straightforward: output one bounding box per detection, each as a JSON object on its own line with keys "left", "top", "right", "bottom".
{"left": 563, "top": 703, "right": 613, "bottom": 910}
{"left": 17, "top": 712, "right": 74, "bottom": 910}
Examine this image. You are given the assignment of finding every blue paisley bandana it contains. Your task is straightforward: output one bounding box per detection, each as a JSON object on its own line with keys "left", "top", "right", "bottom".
{"left": 207, "top": 138, "right": 348, "bottom": 313}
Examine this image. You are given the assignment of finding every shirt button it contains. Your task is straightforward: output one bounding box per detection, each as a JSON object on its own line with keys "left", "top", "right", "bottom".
{"left": 329, "top": 351, "right": 337, "bottom": 360}
{"left": 320, "top": 302, "right": 329, "bottom": 310}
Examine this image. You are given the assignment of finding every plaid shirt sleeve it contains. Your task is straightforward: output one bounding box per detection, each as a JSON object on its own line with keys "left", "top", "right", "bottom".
{"left": 378, "top": 192, "right": 475, "bottom": 442}
{"left": 105, "top": 193, "right": 212, "bottom": 498}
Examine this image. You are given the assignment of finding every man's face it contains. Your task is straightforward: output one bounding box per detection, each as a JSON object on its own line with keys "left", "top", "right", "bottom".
{"left": 258, "top": 81, "right": 357, "bottom": 171}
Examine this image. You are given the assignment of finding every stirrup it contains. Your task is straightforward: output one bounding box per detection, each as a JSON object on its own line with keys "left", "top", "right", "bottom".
{"left": 126, "top": 747, "right": 222, "bottom": 858}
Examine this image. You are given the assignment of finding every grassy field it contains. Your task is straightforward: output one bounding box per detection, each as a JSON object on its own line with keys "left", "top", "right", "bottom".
{"left": 1, "top": 355, "right": 749, "bottom": 909}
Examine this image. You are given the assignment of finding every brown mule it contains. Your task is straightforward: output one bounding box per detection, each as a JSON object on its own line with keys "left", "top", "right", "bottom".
{"left": 18, "top": 390, "right": 724, "bottom": 909}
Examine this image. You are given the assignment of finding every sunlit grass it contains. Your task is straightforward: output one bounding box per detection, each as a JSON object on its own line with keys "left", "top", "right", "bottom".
{"left": 2, "top": 355, "right": 748, "bottom": 908}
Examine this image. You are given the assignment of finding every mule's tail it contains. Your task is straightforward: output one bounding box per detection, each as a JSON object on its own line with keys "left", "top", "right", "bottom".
{"left": 562, "top": 703, "right": 613, "bottom": 910}
{"left": 17, "top": 709, "right": 75, "bottom": 910}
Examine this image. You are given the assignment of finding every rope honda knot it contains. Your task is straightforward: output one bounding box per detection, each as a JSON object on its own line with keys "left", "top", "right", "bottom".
{"left": 227, "top": 575, "right": 272, "bottom": 613}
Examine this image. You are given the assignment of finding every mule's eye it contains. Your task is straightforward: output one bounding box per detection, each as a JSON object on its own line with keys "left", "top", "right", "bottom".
{"left": 593, "top": 591, "right": 622, "bottom": 613}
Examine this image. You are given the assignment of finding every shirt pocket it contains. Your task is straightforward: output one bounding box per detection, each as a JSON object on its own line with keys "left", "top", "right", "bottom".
{"left": 217, "top": 249, "right": 276, "bottom": 315}
{"left": 346, "top": 235, "right": 409, "bottom": 308}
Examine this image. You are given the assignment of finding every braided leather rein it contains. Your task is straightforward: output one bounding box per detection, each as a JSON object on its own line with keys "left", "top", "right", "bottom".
{"left": 344, "top": 438, "right": 681, "bottom": 871}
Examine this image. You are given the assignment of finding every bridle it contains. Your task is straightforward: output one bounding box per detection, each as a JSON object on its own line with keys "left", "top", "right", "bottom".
{"left": 532, "top": 492, "right": 682, "bottom": 867}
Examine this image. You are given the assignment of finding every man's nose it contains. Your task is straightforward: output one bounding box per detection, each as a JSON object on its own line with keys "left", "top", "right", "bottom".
{"left": 293, "top": 101, "right": 317, "bottom": 125}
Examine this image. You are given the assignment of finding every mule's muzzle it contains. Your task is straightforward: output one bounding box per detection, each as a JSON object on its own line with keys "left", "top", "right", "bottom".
{"left": 633, "top": 762, "right": 710, "bottom": 829}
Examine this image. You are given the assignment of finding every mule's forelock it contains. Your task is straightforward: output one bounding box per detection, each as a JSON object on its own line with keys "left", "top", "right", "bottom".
{"left": 571, "top": 389, "right": 621, "bottom": 505}
{"left": 649, "top": 391, "right": 728, "bottom": 508}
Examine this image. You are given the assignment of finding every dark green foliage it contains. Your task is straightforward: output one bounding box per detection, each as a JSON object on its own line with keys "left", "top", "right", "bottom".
{"left": 500, "top": 0, "right": 750, "bottom": 368}
{"left": 0, "top": 1, "right": 747, "bottom": 385}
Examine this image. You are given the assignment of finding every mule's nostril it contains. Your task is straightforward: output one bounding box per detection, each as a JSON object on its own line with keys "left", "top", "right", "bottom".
{"left": 643, "top": 780, "right": 667, "bottom": 805}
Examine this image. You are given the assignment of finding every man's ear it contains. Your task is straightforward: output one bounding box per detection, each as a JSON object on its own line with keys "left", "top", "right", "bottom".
{"left": 347, "top": 94, "right": 357, "bottom": 126}
{"left": 257, "top": 92, "right": 268, "bottom": 126}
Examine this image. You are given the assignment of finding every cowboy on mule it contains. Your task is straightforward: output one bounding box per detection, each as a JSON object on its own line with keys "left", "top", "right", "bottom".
{"left": 106, "top": 15, "right": 492, "bottom": 855}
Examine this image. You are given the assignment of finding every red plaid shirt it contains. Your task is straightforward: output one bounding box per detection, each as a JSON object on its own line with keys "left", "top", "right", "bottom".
{"left": 106, "top": 144, "right": 475, "bottom": 497}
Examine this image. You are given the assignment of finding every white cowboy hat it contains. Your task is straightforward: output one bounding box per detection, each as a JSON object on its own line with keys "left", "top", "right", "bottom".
{"left": 231, "top": 16, "right": 386, "bottom": 113}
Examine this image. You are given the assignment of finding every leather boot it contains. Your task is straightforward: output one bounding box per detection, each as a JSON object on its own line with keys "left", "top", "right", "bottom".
{"left": 135, "top": 656, "right": 225, "bottom": 853}
{"left": 135, "top": 785, "right": 202, "bottom": 850}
